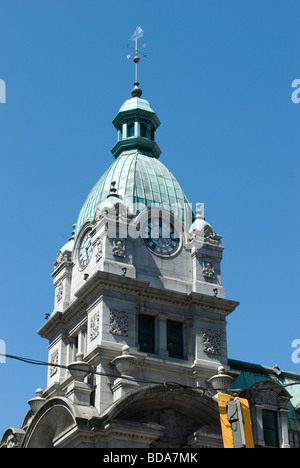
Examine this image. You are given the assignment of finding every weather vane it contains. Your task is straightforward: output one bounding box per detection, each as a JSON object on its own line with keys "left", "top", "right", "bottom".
{"left": 127, "top": 26, "right": 147, "bottom": 84}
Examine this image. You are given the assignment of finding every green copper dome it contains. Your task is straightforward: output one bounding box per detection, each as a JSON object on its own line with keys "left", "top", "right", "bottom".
{"left": 75, "top": 86, "right": 192, "bottom": 237}
{"left": 75, "top": 150, "right": 192, "bottom": 236}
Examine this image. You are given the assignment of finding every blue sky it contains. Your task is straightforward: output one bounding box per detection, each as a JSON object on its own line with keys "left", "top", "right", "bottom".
{"left": 0, "top": 0, "right": 299, "bottom": 436}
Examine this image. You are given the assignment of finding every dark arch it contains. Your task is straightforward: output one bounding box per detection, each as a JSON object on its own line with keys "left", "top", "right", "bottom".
{"left": 104, "top": 385, "right": 222, "bottom": 448}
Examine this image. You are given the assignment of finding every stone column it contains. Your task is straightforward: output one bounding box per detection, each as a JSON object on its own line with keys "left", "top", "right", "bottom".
{"left": 157, "top": 316, "right": 168, "bottom": 358}
{"left": 252, "top": 404, "right": 265, "bottom": 446}
{"left": 279, "top": 408, "right": 290, "bottom": 448}
{"left": 134, "top": 119, "right": 139, "bottom": 137}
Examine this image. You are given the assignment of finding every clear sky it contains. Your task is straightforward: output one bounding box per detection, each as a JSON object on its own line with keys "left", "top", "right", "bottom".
{"left": 0, "top": 0, "right": 299, "bottom": 437}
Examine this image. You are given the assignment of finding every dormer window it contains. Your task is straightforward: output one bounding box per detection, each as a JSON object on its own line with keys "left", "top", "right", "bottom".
{"left": 262, "top": 410, "right": 279, "bottom": 448}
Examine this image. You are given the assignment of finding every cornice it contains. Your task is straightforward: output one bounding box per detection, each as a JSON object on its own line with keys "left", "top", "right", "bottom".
{"left": 38, "top": 271, "right": 239, "bottom": 340}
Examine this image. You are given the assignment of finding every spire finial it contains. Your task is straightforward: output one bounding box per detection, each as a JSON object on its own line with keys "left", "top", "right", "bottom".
{"left": 196, "top": 203, "right": 205, "bottom": 220}
{"left": 128, "top": 27, "right": 146, "bottom": 96}
{"left": 131, "top": 81, "right": 142, "bottom": 98}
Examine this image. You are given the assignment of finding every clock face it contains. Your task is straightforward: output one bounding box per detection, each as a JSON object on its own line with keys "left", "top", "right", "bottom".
{"left": 144, "top": 218, "right": 179, "bottom": 256}
{"left": 79, "top": 230, "right": 93, "bottom": 268}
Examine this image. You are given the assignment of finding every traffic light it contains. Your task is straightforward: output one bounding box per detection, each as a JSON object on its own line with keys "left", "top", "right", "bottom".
{"left": 218, "top": 393, "right": 254, "bottom": 448}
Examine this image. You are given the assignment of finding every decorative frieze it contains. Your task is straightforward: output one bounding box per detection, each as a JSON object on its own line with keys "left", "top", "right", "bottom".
{"left": 203, "top": 329, "right": 221, "bottom": 355}
{"left": 110, "top": 310, "right": 128, "bottom": 337}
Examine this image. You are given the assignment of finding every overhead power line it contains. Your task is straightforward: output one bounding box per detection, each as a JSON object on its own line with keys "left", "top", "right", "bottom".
{"left": 0, "top": 353, "right": 205, "bottom": 392}
{"left": 1, "top": 353, "right": 298, "bottom": 391}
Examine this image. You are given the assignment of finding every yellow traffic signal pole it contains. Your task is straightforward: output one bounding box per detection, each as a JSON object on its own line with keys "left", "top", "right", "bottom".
{"left": 218, "top": 393, "right": 255, "bottom": 448}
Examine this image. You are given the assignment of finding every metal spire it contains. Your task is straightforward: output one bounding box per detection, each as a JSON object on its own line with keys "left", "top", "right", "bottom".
{"left": 127, "top": 26, "right": 146, "bottom": 97}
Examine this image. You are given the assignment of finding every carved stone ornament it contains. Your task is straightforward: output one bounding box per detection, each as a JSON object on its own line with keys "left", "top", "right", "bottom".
{"left": 95, "top": 238, "right": 103, "bottom": 262}
{"left": 112, "top": 239, "right": 126, "bottom": 258}
{"left": 131, "top": 408, "right": 192, "bottom": 448}
{"left": 110, "top": 310, "right": 128, "bottom": 337}
{"left": 204, "top": 225, "right": 222, "bottom": 245}
{"left": 90, "top": 312, "right": 100, "bottom": 341}
{"left": 3, "top": 434, "right": 19, "bottom": 448}
{"left": 50, "top": 350, "right": 59, "bottom": 377}
{"left": 202, "top": 256, "right": 215, "bottom": 279}
{"left": 54, "top": 250, "right": 71, "bottom": 270}
{"left": 56, "top": 281, "right": 63, "bottom": 302}
{"left": 203, "top": 329, "right": 221, "bottom": 355}
{"left": 260, "top": 389, "right": 279, "bottom": 406}
{"left": 94, "top": 206, "right": 103, "bottom": 223}
{"left": 0, "top": 431, "right": 25, "bottom": 449}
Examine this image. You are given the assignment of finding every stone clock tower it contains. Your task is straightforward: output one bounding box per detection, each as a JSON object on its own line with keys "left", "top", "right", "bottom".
{"left": 2, "top": 80, "right": 240, "bottom": 448}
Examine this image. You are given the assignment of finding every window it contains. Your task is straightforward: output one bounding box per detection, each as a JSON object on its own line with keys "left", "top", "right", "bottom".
{"left": 138, "top": 315, "right": 155, "bottom": 354}
{"left": 140, "top": 122, "right": 146, "bottom": 137}
{"left": 128, "top": 122, "right": 135, "bottom": 137}
{"left": 262, "top": 410, "right": 279, "bottom": 447}
{"left": 118, "top": 125, "right": 123, "bottom": 140}
{"left": 167, "top": 320, "right": 183, "bottom": 359}
{"left": 150, "top": 126, "right": 155, "bottom": 141}
{"left": 71, "top": 335, "right": 79, "bottom": 362}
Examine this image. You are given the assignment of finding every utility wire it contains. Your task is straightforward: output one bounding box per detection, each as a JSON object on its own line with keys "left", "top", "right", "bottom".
{"left": 0, "top": 353, "right": 205, "bottom": 392}
{"left": 1, "top": 353, "right": 298, "bottom": 391}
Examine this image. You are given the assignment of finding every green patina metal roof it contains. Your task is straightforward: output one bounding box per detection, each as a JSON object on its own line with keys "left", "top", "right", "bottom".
{"left": 113, "top": 96, "right": 160, "bottom": 127}
{"left": 75, "top": 150, "right": 192, "bottom": 237}
{"left": 74, "top": 86, "right": 192, "bottom": 238}
{"left": 229, "top": 359, "right": 300, "bottom": 432}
